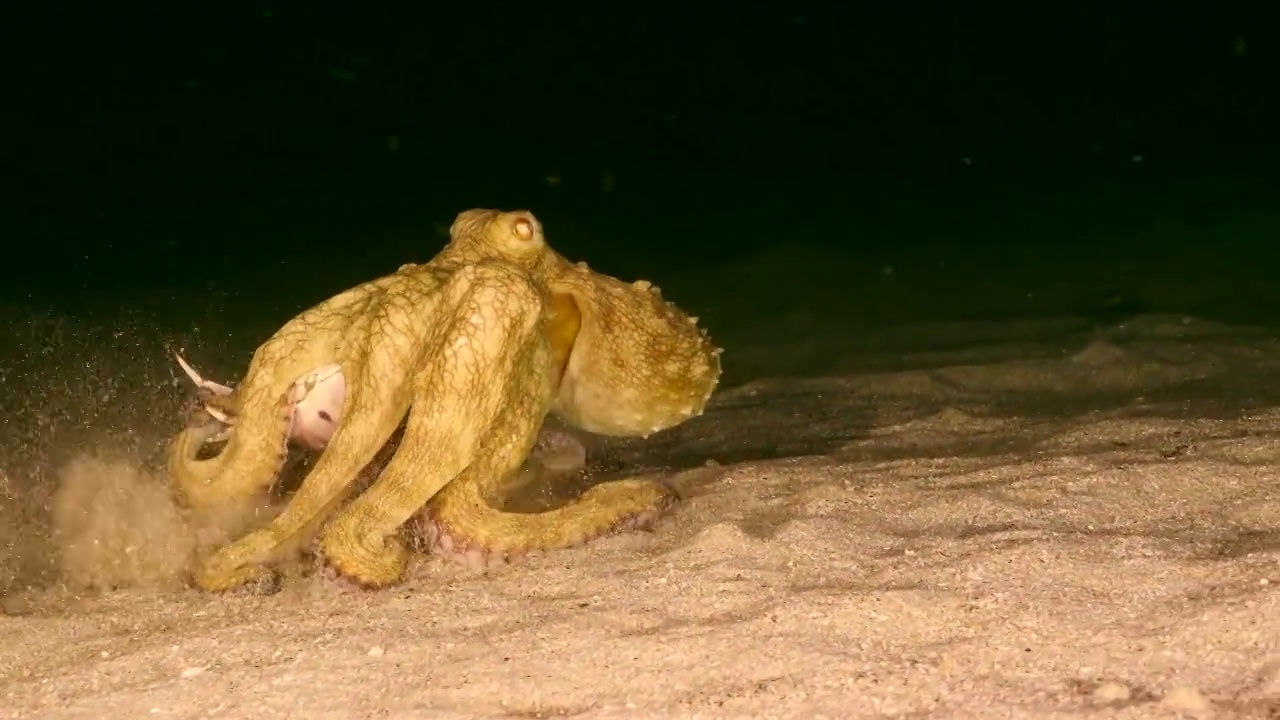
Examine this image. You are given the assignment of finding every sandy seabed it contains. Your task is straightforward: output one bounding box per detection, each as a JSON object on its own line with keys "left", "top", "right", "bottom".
{"left": 2, "top": 311, "right": 1280, "bottom": 719}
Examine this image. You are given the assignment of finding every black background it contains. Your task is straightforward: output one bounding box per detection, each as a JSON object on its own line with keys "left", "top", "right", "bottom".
{"left": 8, "top": 2, "right": 1280, "bottom": 337}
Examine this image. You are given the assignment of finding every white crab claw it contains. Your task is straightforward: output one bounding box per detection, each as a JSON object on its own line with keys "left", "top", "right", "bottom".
{"left": 175, "top": 353, "right": 234, "bottom": 396}
{"left": 203, "top": 404, "right": 234, "bottom": 424}
{"left": 176, "top": 353, "right": 237, "bottom": 450}
{"left": 203, "top": 426, "right": 234, "bottom": 444}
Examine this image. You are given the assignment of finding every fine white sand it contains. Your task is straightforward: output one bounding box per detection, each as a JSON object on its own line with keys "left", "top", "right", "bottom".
{"left": 3, "top": 305, "right": 1280, "bottom": 719}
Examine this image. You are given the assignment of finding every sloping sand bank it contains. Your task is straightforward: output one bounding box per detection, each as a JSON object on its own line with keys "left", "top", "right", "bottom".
{"left": 3, "top": 313, "right": 1280, "bottom": 719}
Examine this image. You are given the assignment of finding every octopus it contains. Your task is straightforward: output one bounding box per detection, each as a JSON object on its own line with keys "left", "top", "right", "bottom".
{"left": 167, "top": 208, "right": 722, "bottom": 592}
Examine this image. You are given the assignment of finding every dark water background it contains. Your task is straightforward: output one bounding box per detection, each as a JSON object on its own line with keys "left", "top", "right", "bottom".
{"left": 7, "top": 4, "right": 1280, "bottom": 385}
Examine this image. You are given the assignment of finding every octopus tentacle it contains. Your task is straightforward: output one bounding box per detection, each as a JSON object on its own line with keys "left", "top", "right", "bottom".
{"left": 169, "top": 356, "right": 349, "bottom": 511}
{"left": 192, "top": 388, "right": 407, "bottom": 590}
{"left": 191, "top": 294, "right": 438, "bottom": 591}
{"left": 410, "top": 260, "right": 718, "bottom": 567}
{"left": 318, "top": 261, "right": 554, "bottom": 587}
{"left": 417, "top": 475, "right": 675, "bottom": 569}
{"left": 165, "top": 276, "right": 389, "bottom": 519}
{"left": 167, "top": 396, "right": 291, "bottom": 512}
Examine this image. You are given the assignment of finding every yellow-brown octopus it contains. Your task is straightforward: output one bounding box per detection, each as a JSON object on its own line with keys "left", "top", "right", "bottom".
{"left": 167, "top": 209, "right": 722, "bottom": 592}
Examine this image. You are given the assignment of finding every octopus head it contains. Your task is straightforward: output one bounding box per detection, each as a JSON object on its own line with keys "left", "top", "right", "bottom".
{"left": 447, "top": 208, "right": 549, "bottom": 267}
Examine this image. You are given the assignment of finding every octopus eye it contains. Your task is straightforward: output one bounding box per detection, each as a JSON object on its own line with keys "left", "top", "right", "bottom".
{"left": 512, "top": 215, "right": 536, "bottom": 241}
